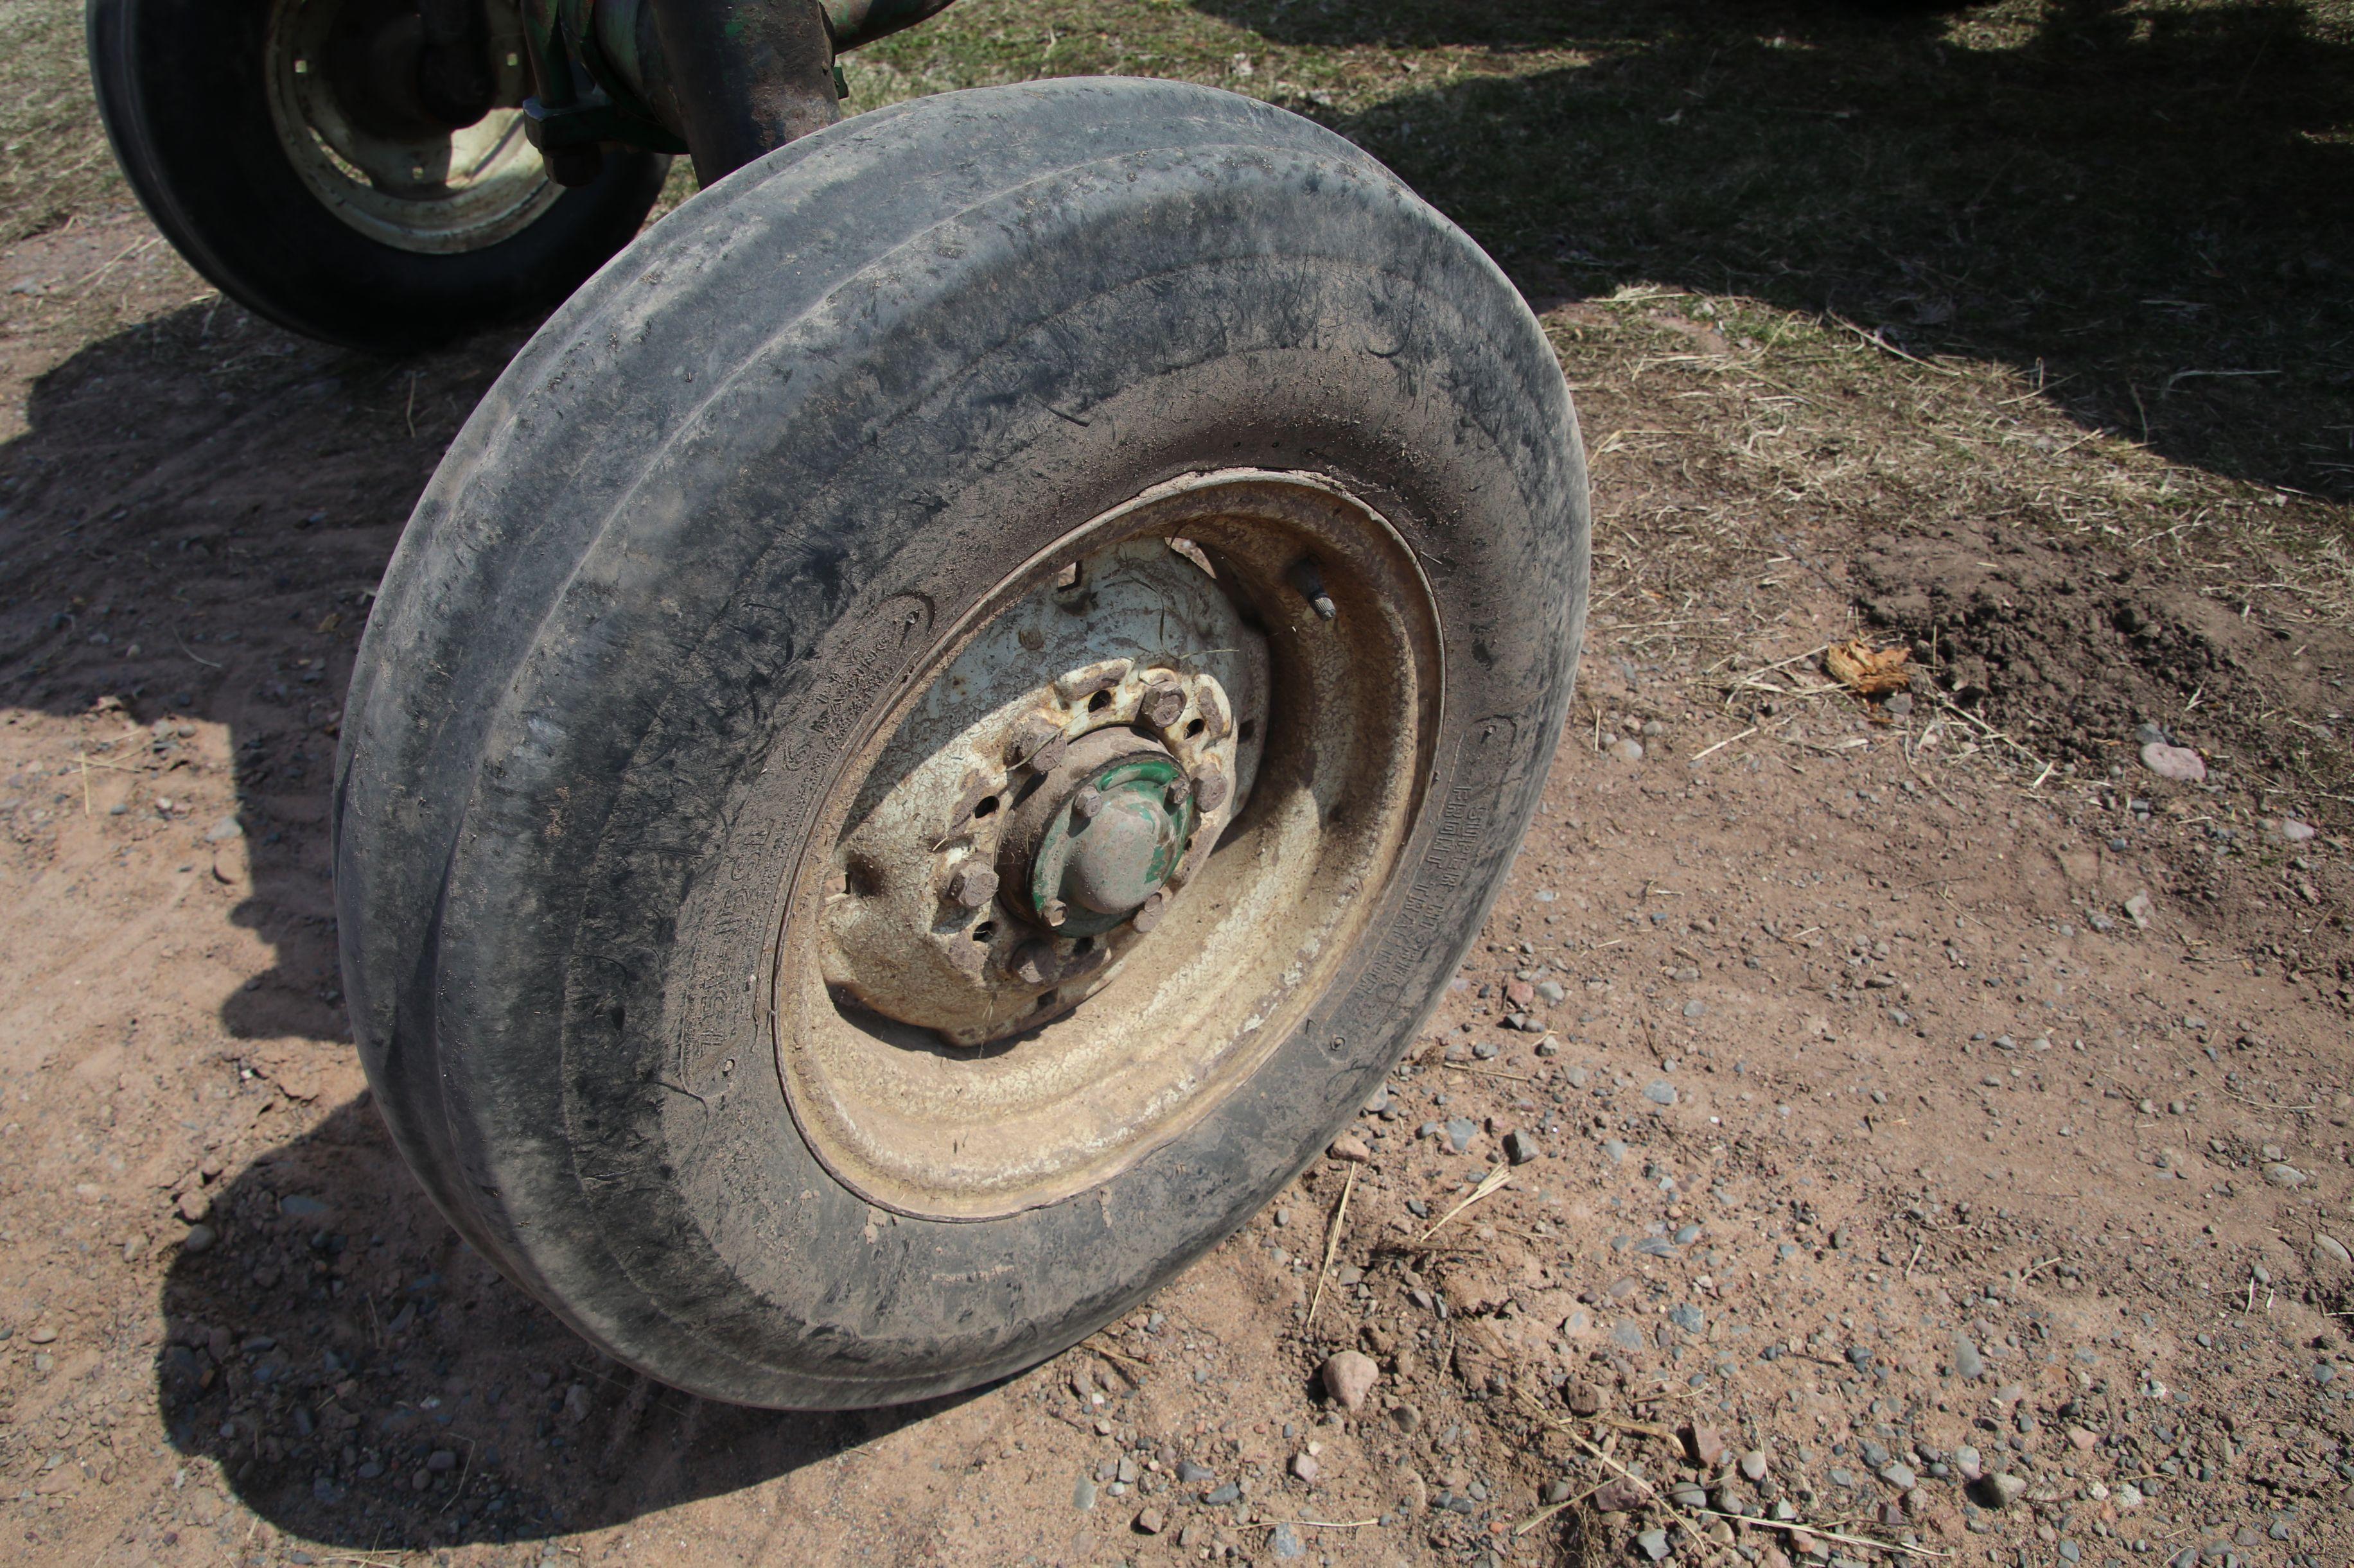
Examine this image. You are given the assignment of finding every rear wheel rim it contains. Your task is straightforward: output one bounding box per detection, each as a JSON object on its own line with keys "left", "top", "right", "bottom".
{"left": 263, "top": 0, "right": 561, "bottom": 254}
{"left": 775, "top": 471, "right": 1445, "bottom": 1221}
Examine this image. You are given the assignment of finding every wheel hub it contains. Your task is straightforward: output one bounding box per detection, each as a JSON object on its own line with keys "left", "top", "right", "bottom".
{"left": 819, "top": 539, "right": 1265, "bottom": 1046}
{"left": 266, "top": 0, "right": 563, "bottom": 255}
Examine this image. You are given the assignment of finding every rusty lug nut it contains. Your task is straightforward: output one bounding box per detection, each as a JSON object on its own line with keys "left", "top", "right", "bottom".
{"left": 1005, "top": 713, "right": 1067, "bottom": 771}
{"left": 1197, "top": 687, "right": 1233, "bottom": 741}
{"left": 1072, "top": 785, "right": 1106, "bottom": 821}
{"left": 1191, "top": 769, "right": 1231, "bottom": 813}
{"left": 1039, "top": 897, "right": 1069, "bottom": 928}
{"left": 1131, "top": 891, "right": 1168, "bottom": 933}
{"left": 1010, "top": 940, "right": 1055, "bottom": 986}
{"left": 1140, "top": 680, "right": 1187, "bottom": 729}
{"left": 945, "top": 863, "right": 999, "bottom": 910}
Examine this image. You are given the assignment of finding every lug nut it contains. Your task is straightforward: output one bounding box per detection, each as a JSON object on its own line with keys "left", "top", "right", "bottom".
{"left": 1010, "top": 940, "right": 1055, "bottom": 985}
{"left": 1006, "top": 713, "right": 1067, "bottom": 772}
{"left": 945, "top": 863, "right": 999, "bottom": 910}
{"left": 1191, "top": 768, "right": 1230, "bottom": 814}
{"left": 1196, "top": 686, "right": 1233, "bottom": 741}
{"left": 1039, "top": 897, "right": 1069, "bottom": 928}
{"left": 1140, "top": 679, "right": 1186, "bottom": 729}
{"left": 1072, "top": 785, "right": 1106, "bottom": 821}
{"left": 1131, "top": 891, "right": 1167, "bottom": 933}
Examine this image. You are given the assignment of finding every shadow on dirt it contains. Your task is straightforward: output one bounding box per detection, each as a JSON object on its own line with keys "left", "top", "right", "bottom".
{"left": 0, "top": 297, "right": 507, "bottom": 1043}
{"left": 1201, "top": 0, "right": 2354, "bottom": 497}
{"left": 153, "top": 1094, "right": 945, "bottom": 1548}
{"left": 0, "top": 302, "right": 956, "bottom": 1543}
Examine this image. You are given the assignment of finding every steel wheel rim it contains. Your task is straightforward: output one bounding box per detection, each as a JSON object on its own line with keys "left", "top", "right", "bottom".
{"left": 263, "top": 0, "right": 562, "bottom": 256}
{"left": 771, "top": 471, "right": 1445, "bottom": 1221}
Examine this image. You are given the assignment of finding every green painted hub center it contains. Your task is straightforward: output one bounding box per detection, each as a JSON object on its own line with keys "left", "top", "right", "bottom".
{"left": 1030, "top": 755, "right": 1197, "bottom": 937}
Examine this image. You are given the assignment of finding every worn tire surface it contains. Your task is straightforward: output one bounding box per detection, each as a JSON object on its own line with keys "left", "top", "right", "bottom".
{"left": 86, "top": 0, "right": 669, "bottom": 353}
{"left": 335, "top": 78, "right": 1588, "bottom": 1408}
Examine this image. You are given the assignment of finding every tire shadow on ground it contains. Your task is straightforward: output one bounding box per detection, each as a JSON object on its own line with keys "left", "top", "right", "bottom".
{"left": 0, "top": 289, "right": 963, "bottom": 1550}
{"left": 152, "top": 1093, "right": 962, "bottom": 1550}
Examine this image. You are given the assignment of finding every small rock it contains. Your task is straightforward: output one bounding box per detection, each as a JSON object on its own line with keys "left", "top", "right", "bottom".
{"left": 1444, "top": 1117, "right": 1476, "bottom": 1152}
{"left": 1973, "top": 1472, "right": 2028, "bottom": 1510}
{"left": 1204, "top": 1481, "right": 1242, "bottom": 1506}
{"left": 1504, "top": 1129, "right": 1541, "bottom": 1165}
{"left": 1644, "top": 1081, "right": 1678, "bottom": 1106}
{"left": 1953, "top": 1337, "right": 1985, "bottom": 1379}
{"left": 1537, "top": 980, "right": 1567, "bottom": 1004}
{"left": 1567, "top": 1382, "right": 1605, "bottom": 1416}
{"left": 1133, "top": 1506, "right": 1166, "bottom": 1535}
{"left": 181, "top": 1224, "right": 216, "bottom": 1254}
{"left": 2315, "top": 1235, "right": 2352, "bottom": 1267}
{"left": 1879, "top": 1461, "right": 1919, "bottom": 1490}
{"left": 1685, "top": 1423, "right": 1727, "bottom": 1468}
{"left": 1594, "top": 1477, "right": 1647, "bottom": 1513}
{"left": 1073, "top": 1477, "right": 1097, "bottom": 1511}
{"left": 2123, "top": 891, "right": 2155, "bottom": 929}
{"left": 1291, "top": 1452, "right": 1320, "bottom": 1484}
{"left": 1635, "top": 1527, "right": 1673, "bottom": 1560}
{"left": 425, "top": 1449, "right": 457, "bottom": 1473}
{"left": 1607, "top": 738, "right": 1644, "bottom": 765}
{"left": 1327, "top": 1134, "right": 1371, "bottom": 1163}
{"left": 1739, "top": 1449, "right": 1768, "bottom": 1482}
{"left": 1321, "top": 1350, "right": 1380, "bottom": 1411}
{"left": 1178, "top": 1461, "right": 1213, "bottom": 1484}
{"left": 1270, "top": 1523, "right": 1306, "bottom": 1560}
{"left": 26, "top": 1325, "right": 57, "bottom": 1345}
{"left": 2276, "top": 817, "right": 2317, "bottom": 842}
{"left": 2141, "top": 742, "right": 2207, "bottom": 783}
{"left": 2265, "top": 1163, "right": 2309, "bottom": 1189}
{"left": 176, "top": 1189, "right": 211, "bottom": 1223}
{"left": 1682, "top": 1000, "right": 1705, "bottom": 1018}
{"left": 204, "top": 815, "right": 243, "bottom": 843}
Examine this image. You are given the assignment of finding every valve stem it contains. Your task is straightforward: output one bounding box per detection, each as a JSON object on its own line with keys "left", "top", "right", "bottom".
{"left": 1287, "top": 558, "right": 1337, "bottom": 620}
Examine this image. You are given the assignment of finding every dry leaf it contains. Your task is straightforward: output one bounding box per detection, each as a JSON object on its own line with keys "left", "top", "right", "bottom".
{"left": 1824, "top": 638, "right": 1912, "bottom": 697}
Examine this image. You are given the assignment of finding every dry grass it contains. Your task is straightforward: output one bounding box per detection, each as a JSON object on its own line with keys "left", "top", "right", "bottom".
{"left": 0, "top": 0, "right": 123, "bottom": 244}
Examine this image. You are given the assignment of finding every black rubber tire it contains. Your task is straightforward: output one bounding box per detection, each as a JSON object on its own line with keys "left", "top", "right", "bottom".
{"left": 86, "top": 0, "right": 669, "bottom": 354}
{"left": 335, "top": 77, "right": 1588, "bottom": 1408}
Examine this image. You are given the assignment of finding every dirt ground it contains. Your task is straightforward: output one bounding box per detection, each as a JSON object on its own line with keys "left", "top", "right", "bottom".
{"left": 4, "top": 8, "right": 2354, "bottom": 1566}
